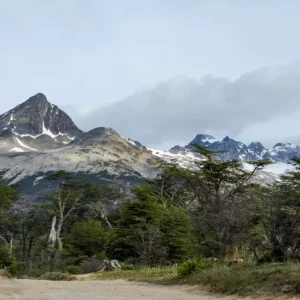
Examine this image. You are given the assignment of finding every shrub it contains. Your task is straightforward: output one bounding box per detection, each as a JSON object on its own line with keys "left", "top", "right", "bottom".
{"left": 65, "top": 265, "right": 82, "bottom": 275}
{"left": 39, "top": 272, "right": 75, "bottom": 281}
{"left": 177, "top": 258, "right": 211, "bottom": 278}
{"left": 0, "top": 247, "right": 17, "bottom": 275}
{"left": 111, "top": 186, "right": 193, "bottom": 264}
{"left": 0, "top": 269, "right": 13, "bottom": 279}
{"left": 80, "top": 258, "right": 103, "bottom": 274}
{"left": 66, "top": 220, "right": 108, "bottom": 258}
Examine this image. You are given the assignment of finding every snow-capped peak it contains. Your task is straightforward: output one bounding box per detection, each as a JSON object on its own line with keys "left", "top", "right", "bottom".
{"left": 0, "top": 93, "right": 83, "bottom": 152}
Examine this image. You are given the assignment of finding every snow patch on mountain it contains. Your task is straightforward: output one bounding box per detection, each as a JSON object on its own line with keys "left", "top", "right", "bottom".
{"left": 125, "top": 138, "right": 137, "bottom": 147}
{"left": 33, "top": 176, "right": 44, "bottom": 186}
{"left": 15, "top": 137, "right": 37, "bottom": 151}
{"left": 149, "top": 148, "right": 203, "bottom": 169}
{"left": 7, "top": 114, "right": 14, "bottom": 125}
{"left": 244, "top": 161, "right": 293, "bottom": 177}
{"left": 152, "top": 147, "right": 292, "bottom": 183}
{"left": 9, "top": 147, "right": 24, "bottom": 153}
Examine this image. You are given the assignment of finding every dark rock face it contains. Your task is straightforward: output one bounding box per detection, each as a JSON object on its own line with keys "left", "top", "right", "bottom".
{"left": 0, "top": 93, "right": 83, "bottom": 150}
{"left": 189, "top": 134, "right": 217, "bottom": 147}
{"left": 172, "top": 134, "right": 300, "bottom": 162}
{"left": 170, "top": 145, "right": 187, "bottom": 152}
{"left": 71, "top": 127, "right": 120, "bottom": 147}
{"left": 183, "top": 134, "right": 256, "bottom": 161}
{"left": 126, "top": 138, "right": 147, "bottom": 150}
{"left": 207, "top": 136, "right": 250, "bottom": 160}
{"left": 268, "top": 143, "right": 300, "bottom": 162}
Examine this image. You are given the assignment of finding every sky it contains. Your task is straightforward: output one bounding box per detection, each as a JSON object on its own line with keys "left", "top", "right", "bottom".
{"left": 1, "top": 1, "right": 300, "bottom": 148}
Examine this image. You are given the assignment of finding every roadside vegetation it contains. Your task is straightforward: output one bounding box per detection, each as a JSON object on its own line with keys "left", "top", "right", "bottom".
{"left": 90, "top": 265, "right": 177, "bottom": 282}
{"left": 2, "top": 144, "right": 300, "bottom": 295}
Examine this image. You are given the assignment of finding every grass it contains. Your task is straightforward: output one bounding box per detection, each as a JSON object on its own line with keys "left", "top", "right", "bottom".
{"left": 0, "top": 269, "right": 12, "bottom": 279}
{"left": 90, "top": 266, "right": 177, "bottom": 283}
{"left": 81, "top": 261, "right": 300, "bottom": 296}
{"left": 39, "top": 272, "right": 76, "bottom": 281}
{"left": 177, "top": 262, "right": 300, "bottom": 295}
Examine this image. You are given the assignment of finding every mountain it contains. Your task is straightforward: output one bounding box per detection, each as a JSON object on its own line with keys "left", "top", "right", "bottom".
{"left": 0, "top": 127, "right": 158, "bottom": 202}
{"left": 0, "top": 94, "right": 159, "bottom": 201}
{"left": 267, "top": 143, "right": 300, "bottom": 161}
{"left": 0, "top": 93, "right": 297, "bottom": 202}
{"left": 188, "top": 134, "right": 219, "bottom": 147}
{"left": 171, "top": 134, "right": 300, "bottom": 162}
{"left": 0, "top": 93, "right": 83, "bottom": 153}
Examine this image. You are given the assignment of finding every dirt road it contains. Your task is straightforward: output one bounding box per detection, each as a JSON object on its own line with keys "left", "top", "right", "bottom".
{"left": 1, "top": 278, "right": 293, "bottom": 300}
{"left": 0, "top": 279, "right": 247, "bottom": 300}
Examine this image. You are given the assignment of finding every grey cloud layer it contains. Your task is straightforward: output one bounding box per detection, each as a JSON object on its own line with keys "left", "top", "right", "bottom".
{"left": 74, "top": 63, "right": 300, "bottom": 148}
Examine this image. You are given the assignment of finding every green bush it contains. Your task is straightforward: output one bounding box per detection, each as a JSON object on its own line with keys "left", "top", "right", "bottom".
{"left": 80, "top": 258, "right": 103, "bottom": 274}
{"left": 176, "top": 263, "right": 300, "bottom": 295}
{"left": 177, "top": 258, "right": 211, "bottom": 278}
{"left": 110, "top": 185, "right": 193, "bottom": 264}
{"left": 0, "top": 247, "right": 17, "bottom": 275}
{"left": 39, "top": 272, "right": 75, "bottom": 281}
{"left": 66, "top": 220, "right": 108, "bottom": 258}
{"left": 64, "top": 265, "right": 82, "bottom": 275}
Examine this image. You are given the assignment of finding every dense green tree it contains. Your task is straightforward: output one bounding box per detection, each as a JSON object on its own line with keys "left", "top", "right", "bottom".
{"left": 0, "top": 246, "right": 16, "bottom": 273}
{"left": 159, "top": 144, "right": 271, "bottom": 256}
{"left": 251, "top": 158, "right": 300, "bottom": 262}
{"left": 160, "top": 207, "right": 193, "bottom": 262}
{"left": 66, "top": 220, "right": 108, "bottom": 258}
{"left": 14, "top": 206, "right": 50, "bottom": 274}
{"left": 0, "top": 177, "right": 18, "bottom": 214}
{"left": 83, "top": 183, "right": 124, "bottom": 228}
{"left": 110, "top": 185, "right": 163, "bottom": 261}
{"left": 110, "top": 185, "right": 193, "bottom": 264}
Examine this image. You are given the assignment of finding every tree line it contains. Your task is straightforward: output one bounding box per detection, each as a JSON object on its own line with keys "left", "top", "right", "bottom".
{"left": 0, "top": 144, "right": 300, "bottom": 276}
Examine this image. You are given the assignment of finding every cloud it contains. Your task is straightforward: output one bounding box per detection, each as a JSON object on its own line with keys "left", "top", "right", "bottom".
{"left": 72, "top": 63, "right": 300, "bottom": 149}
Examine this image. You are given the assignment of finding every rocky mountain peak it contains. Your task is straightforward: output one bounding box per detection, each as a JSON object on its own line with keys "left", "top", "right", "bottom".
{"left": 0, "top": 94, "right": 83, "bottom": 152}
{"left": 171, "top": 134, "right": 271, "bottom": 161}
{"left": 222, "top": 136, "right": 233, "bottom": 142}
{"left": 249, "top": 141, "right": 264, "bottom": 148}
{"left": 25, "top": 93, "right": 48, "bottom": 105}
{"left": 190, "top": 134, "right": 217, "bottom": 144}
{"left": 71, "top": 127, "right": 121, "bottom": 147}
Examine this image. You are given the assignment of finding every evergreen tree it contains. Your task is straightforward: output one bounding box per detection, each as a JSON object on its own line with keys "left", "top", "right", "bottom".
{"left": 66, "top": 220, "right": 108, "bottom": 259}
{"left": 110, "top": 185, "right": 193, "bottom": 264}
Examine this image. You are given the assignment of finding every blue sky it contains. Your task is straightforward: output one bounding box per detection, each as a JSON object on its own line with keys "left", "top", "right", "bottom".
{"left": 1, "top": 1, "right": 300, "bottom": 147}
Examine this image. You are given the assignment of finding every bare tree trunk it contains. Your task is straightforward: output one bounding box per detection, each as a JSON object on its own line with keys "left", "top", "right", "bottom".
{"left": 56, "top": 220, "right": 63, "bottom": 251}
{"left": 49, "top": 216, "right": 57, "bottom": 247}
{"left": 9, "top": 237, "right": 13, "bottom": 254}
{"left": 103, "top": 215, "right": 112, "bottom": 228}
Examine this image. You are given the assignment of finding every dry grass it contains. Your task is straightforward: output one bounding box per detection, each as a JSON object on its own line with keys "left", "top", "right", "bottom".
{"left": 39, "top": 272, "right": 76, "bottom": 281}
{"left": 90, "top": 266, "right": 177, "bottom": 283}
{"left": 0, "top": 269, "right": 13, "bottom": 279}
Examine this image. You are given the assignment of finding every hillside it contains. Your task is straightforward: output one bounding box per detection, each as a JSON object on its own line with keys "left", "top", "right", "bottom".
{"left": 0, "top": 93, "right": 297, "bottom": 201}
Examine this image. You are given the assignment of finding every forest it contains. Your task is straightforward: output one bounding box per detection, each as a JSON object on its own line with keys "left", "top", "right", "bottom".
{"left": 1, "top": 144, "right": 300, "bottom": 293}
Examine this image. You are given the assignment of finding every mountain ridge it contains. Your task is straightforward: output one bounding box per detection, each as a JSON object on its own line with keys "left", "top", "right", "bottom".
{"left": 171, "top": 134, "right": 299, "bottom": 162}
{"left": 0, "top": 93, "right": 298, "bottom": 202}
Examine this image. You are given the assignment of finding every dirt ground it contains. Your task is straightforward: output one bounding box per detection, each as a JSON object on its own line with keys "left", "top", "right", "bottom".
{"left": 0, "top": 279, "right": 297, "bottom": 300}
